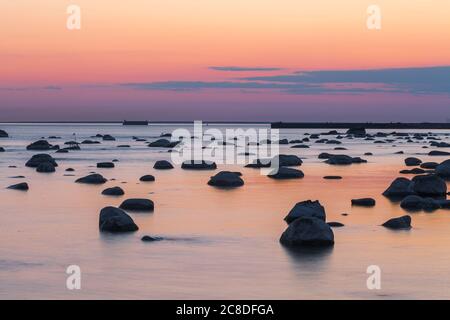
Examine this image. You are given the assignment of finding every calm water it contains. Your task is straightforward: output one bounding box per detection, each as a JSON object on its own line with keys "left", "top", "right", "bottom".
{"left": 0, "top": 123, "right": 449, "bottom": 299}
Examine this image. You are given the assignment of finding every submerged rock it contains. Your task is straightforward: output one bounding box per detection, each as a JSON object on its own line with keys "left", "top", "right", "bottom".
{"left": 141, "top": 235, "right": 164, "bottom": 242}
{"left": 208, "top": 171, "right": 244, "bottom": 187}
{"left": 7, "top": 182, "right": 29, "bottom": 191}
{"left": 181, "top": 160, "right": 217, "bottom": 170}
{"left": 119, "top": 198, "right": 154, "bottom": 211}
{"left": 280, "top": 217, "right": 334, "bottom": 247}
{"left": 268, "top": 167, "right": 304, "bottom": 179}
{"left": 153, "top": 160, "right": 174, "bottom": 170}
{"left": 382, "top": 215, "right": 412, "bottom": 230}
{"left": 75, "top": 173, "right": 107, "bottom": 184}
{"left": 101, "top": 186, "right": 125, "bottom": 196}
{"left": 284, "top": 200, "right": 326, "bottom": 224}
{"left": 99, "top": 206, "right": 138, "bottom": 232}
{"left": 351, "top": 198, "right": 376, "bottom": 207}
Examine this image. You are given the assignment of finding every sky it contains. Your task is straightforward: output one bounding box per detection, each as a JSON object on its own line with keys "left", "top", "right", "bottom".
{"left": 1, "top": 0, "right": 450, "bottom": 122}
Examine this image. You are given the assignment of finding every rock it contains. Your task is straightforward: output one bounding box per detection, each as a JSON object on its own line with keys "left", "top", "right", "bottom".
{"left": 323, "top": 176, "right": 342, "bottom": 180}
{"left": 290, "top": 144, "right": 309, "bottom": 148}
{"left": 153, "top": 160, "right": 174, "bottom": 170}
{"left": 351, "top": 198, "right": 376, "bottom": 207}
{"left": 26, "top": 140, "right": 56, "bottom": 151}
{"left": 436, "top": 159, "right": 450, "bottom": 178}
{"left": 272, "top": 154, "right": 303, "bottom": 167}
{"left": 25, "top": 154, "right": 58, "bottom": 168}
{"left": 277, "top": 139, "right": 289, "bottom": 145}
{"left": 117, "top": 145, "right": 130, "bottom": 148}
{"left": 400, "top": 195, "right": 440, "bottom": 211}
{"left": 421, "top": 162, "right": 439, "bottom": 169}
{"left": 327, "top": 222, "right": 344, "bottom": 227}
{"left": 7, "top": 182, "right": 29, "bottom": 191}
{"left": 208, "top": 171, "right": 244, "bottom": 187}
{"left": 75, "top": 173, "right": 107, "bottom": 184}
{"left": 102, "top": 186, "right": 125, "bottom": 196}
{"left": 245, "top": 159, "right": 272, "bottom": 168}
{"left": 382, "top": 215, "right": 412, "bottom": 230}
{"left": 56, "top": 149, "right": 69, "bottom": 153}
{"left": 81, "top": 139, "right": 100, "bottom": 144}
{"left": 97, "top": 162, "right": 115, "bottom": 168}
{"left": 400, "top": 168, "right": 427, "bottom": 175}
{"left": 364, "top": 152, "right": 373, "bottom": 156}
{"left": 119, "top": 198, "right": 154, "bottom": 211}
{"left": 318, "top": 152, "right": 332, "bottom": 159}
{"left": 99, "top": 206, "right": 138, "bottom": 232}
{"left": 405, "top": 157, "right": 422, "bottom": 166}
{"left": 102, "top": 134, "right": 116, "bottom": 141}
{"left": 382, "top": 177, "right": 415, "bottom": 198}
{"left": 0, "top": 147, "right": 5, "bottom": 152}
{"left": 346, "top": 127, "right": 366, "bottom": 136}
{"left": 280, "top": 217, "right": 334, "bottom": 247}
{"left": 36, "top": 162, "right": 56, "bottom": 173}
{"left": 429, "top": 151, "right": 450, "bottom": 156}
{"left": 284, "top": 200, "right": 326, "bottom": 224}
{"left": 141, "top": 235, "right": 163, "bottom": 242}
{"left": 181, "top": 160, "right": 217, "bottom": 170}
{"left": 148, "top": 139, "right": 179, "bottom": 148}
{"left": 325, "top": 155, "right": 367, "bottom": 165}
{"left": 65, "top": 168, "right": 75, "bottom": 172}
{"left": 0, "top": 129, "right": 9, "bottom": 138}
{"left": 139, "top": 175, "right": 155, "bottom": 182}
{"left": 268, "top": 167, "right": 304, "bottom": 179}
{"left": 412, "top": 174, "right": 447, "bottom": 197}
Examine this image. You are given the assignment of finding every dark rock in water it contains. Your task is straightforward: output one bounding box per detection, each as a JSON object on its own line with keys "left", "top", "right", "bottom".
{"left": 102, "top": 134, "right": 116, "bottom": 141}
{"left": 280, "top": 217, "right": 334, "bottom": 247}
{"left": 277, "top": 139, "right": 289, "bottom": 145}
{"left": 25, "top": 154, "right": 58, "bottom": 168}
{"left": 112, "top": 159, "right": 119, "bottom": 162}
{"left": 26, "top": 140, "right": 56, "bottom": 151}
{"left": 56, "top": 149, "right": 69, "bottom": 153}
{"left": 318, "top": 152, "right": 332, "bottom": 159}
{"left": 153, "top": 160, "right": 174, "bottom": 170}
{"left": 346, "top": 127, "right": 366, "bottom": 136}
{"left": 245, "top": 159, "right": 272, "bottom": 168}
{"left": 429, "top": 150, "right": 450, "bottom": 156}
{"left": 268, "top": 167, "right": 304, "bottom": 179}
{"left": 430, "top": 142, "right": 450, "bottom": 148}
{"left": 405, "top": 157, "right": 422, "bottom": 166}
{"left": 273, "top": 154, "right": 303, "bottom": 167}
{"left": 75, "top": 173, "right": 107, "bottom": 184}
{"left": 351, "top": 198, "right": 376, "bottom": 207}
{"left": 400, "top": 195, "right": 440, "bottom": 211}
{"left": 66, "top": 168, "right": 75, "bottom": 172}
{"left": 400, "top": 168, "right": 427, "bottom": 175}
{"left": 284, "top": 200, "right": 326, "bottom": 224}
{"left": 99, "top": 206, "right": 138, "bottom": 232}
{"left": 382, "top": 215, "right": 411, "bottom": 230}
{"left": 412, "top": 174, "right": 447, "bottom": 197}
{"left": 97, "top": 162, "right": 115, "bottom": 168}
{"left": 208, "top": 171, "right": 244, "bottom": 187}
{"left": 0, "top": 147, "right": 5, "bottom": 152}
{"left": 181, "top": 160, "right": 217, "bottom": 170}
{"left": 139, "top": 175, "right": 155, "bottom": 182}
{"left": 290, "top": 144, "right": 309, "bottom": 149}
{"left": 119, "top": 198, "right": 154, "bottom": 211}
{"left": 327, "top": 222, "right": 344, "bottom": 227}
{"left": 335, "top": 147, "right": 347, "bottom": 150}
{"left": 0, "top": 129, "right": 9, "bottom": 138}
{"left": 117, "top": 145, "right": 130, "bottom": 148}
{"left": 9, "top": 175, "right": 25, "bottom": 178}
{"left": 323, "top": 176, "right": 342, "bottom": 180}
{"left": 36, "top": 162, "right": 56, "bottom": 173}
{"left": 436, "top": 159, "right": 450, "bottom": 178}
{"left": 395, "top": 151, "right": 404, "bottom": 154}
{"left": 421, "top": 162, "right": 439, "bottom": 169}
{"left": 7, "top": 182, "right": 29, "bottom": 191}
{"left": 325, "top": 155, "right": 367, "bottom": 165}
{"left": 364, "top": 152, "right": 373, "bottom": 156}
{"left": 436, "top": 199, "right": 450, "bottom": 209}
{"left": 141, "top": 235, "right": 164, "bottom": 242}
{"left": 102, "top": 186, "right": 125, "bottom": 196}
{"left": 81, "top": 139, "right": 100, "bottom": 144}
{"left": 148, "top": 139, "right": 179, "bottom": 148}
{"left": 383, "top": 177, "right": 415, "bottom": 198}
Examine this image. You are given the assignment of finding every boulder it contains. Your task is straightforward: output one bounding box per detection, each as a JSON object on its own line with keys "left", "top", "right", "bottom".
{"left": 420, "top": 162, "right": 439, "bottom": 169}
{"left": 153, "top": 160, "right": 174, "bottom": 170}
{"left": 101, "top": 186, "right": 125, "bottom": 196}
{"left": 382, "top": 177, "right": 415, "bottom": 198}
{"left": 99, "top": 206, "right": 138, "bottom": 232}
{"left": 429, "top": 151, "right": 450, "bottom": 156}
{"left": 148, "top": 139, "right": 179, "bottom": 148}
{"left": 412, "top": 174, "right": 447, "bottom": 197}
{"left": 26, "top": 140, "right": 56, "bottom": 151}
{"left": 436, "top": 159, "right": 450, "bottom": 178}
{"left": 272, "top": 154, "right": 303, "bottom": 167}
{"left": 346, "top": 127, "right": 366, "bottom": 136}
{"left": 181, "top": 160, "right": 217, "bottom": 170}
{"left": 382, "top": 215, "right": 412, "bottom": 230}
{"left": 25, "top": 154, "right": 58, "bottom": 168}
{"left": 284, "top": 200, "right": 326, "bottom": 224}
{"left": 0, "top": 129, "right": 8, "bottom": 138}
{"left": 36, "top": 162, "right": 56, "bottom": 173}
{"left": 102, "top": 135, "right": 116, "bottom": 141}
{"left": 325, "top": 155, "right": 367, "bottom": 165}
{"left": 0, "top": 147, "right": 5, "bottom": 152}
{"left": 97, "top": 162, "right": 115, "bottom": 168}
{"left": 208, "top": 171, "right": 244, "bottom": 187}
{"left": 351, "top": 198, "right": 376, "bottom": 207}
{"left": 81, "top": 139, "right": 100, "bottom": 144}
{"left": 7, "top": 182, "right": 29, "bottom": 191}
{"left": 280, "top": 217, "right": 334, "bottom": 247}
{"left": 141, "top": 235, "right": 164, "bottom": 242}
{"left": 400, "top": 195, "right": 440, "bottom": 211}
{"left": 327, "top": 222, "right": 345, "bottom": 227}
{"left": 75, "top": 173, "right": 107, "bottom": 184}
{"left": 119, "top": 198, "right": 154, "bottom": 211}
{"left": 139, "top": 175, "right": 155, "bottom": 182}
{"left": 268, "top": 167, "right": 304, "bottom": 179}
{"left": 405, "top": 157, "right": 422, "bottom": 166}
